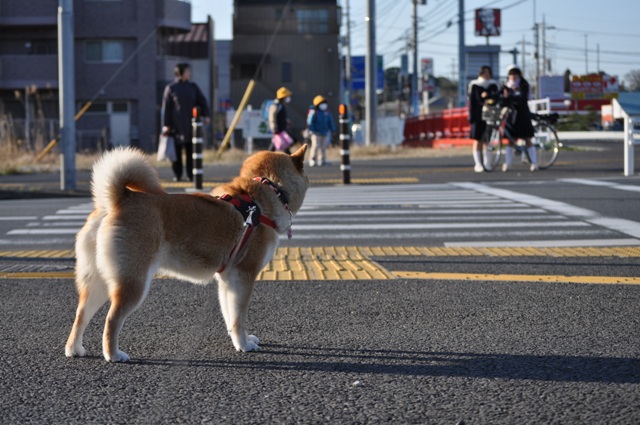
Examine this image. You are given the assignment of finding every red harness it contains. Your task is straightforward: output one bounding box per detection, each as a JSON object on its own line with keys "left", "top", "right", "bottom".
{"left": 216, "top": 178, "right": 291, "bottom": 273}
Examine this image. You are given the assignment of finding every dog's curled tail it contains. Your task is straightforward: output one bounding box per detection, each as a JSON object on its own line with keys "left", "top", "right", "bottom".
{"left": 91, "top": 146, "right": 164, "bottom": 212}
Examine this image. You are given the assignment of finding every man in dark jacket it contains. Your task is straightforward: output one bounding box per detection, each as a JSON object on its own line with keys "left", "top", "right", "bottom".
{"left": 161, "top": 63, "right": 210, "bottom": 181}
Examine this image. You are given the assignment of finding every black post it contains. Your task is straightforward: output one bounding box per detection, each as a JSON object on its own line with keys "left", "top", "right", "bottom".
{"left": 338, "top": 103, "right": 351, "bottom": 184}
{"left": 191, "top": 107, "right": 203, "bottom": 190}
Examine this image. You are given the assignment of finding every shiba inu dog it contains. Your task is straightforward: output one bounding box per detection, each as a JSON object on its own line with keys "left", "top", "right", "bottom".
{"left": 65, "top": 145, "right": 308, "bottom": 362}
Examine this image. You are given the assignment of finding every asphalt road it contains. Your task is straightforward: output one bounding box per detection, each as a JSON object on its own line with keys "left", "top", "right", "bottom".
{"left": 1, "top": 276, "right": 639, "bottom": 424}
{"left": 1, "top": 141, "right": 639, "bottom": 424}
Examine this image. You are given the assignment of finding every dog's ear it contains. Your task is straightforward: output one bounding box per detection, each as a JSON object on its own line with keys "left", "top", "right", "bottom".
{"left": 290, "top": 144, "right": 308, "bottom": 172}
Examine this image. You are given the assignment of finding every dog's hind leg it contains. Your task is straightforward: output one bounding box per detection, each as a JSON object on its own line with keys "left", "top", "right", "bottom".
{"left": 217, "top": 271, "right": 259, "bottom": 352}
{"left": 66, "top": 214, "right": 109, "bottom": 358}
{"left": 65, "top": 278, "right": 109, "bottom": 357}
{"left": 102, "top": 271, "right": 153, "bottom": 363}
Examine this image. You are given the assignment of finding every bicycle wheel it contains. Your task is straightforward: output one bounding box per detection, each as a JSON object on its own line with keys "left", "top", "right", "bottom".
{"left": 480, "top": 126, "right": 502, "bottom": 172}
{"left": 533, "top": 121, "right": 560, "bottom": 169}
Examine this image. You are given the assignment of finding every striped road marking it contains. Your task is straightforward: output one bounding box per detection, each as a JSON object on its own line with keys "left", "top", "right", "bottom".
{"left": 2, "top": 246, "right": 639, "bottom": 283}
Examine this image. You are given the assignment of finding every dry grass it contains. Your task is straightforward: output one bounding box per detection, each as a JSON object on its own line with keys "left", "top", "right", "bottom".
{"left": 0, "top": 143, "right": 467, "bottom": 175}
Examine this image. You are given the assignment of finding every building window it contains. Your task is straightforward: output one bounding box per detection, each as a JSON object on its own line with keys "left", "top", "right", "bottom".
{"left": 282, "top": 62, "right": 292, "bottom": 83}
{"left": 27, "top": 40, "right": 57, "bottom": 55}
{"left": 112, "top": 102, "right": 129, "bottom": 113}
{"left": 85, "top": 40, "right": 124, "bottom": 63}
{"left": 296, "top": 9, "right": 329, "bottom": 34}
{"left": 239, "top": 63, "right": 260, "bottom": 80}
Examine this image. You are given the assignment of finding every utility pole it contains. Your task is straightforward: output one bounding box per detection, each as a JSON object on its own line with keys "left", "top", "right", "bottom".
{"left": 457, "top": 0, "right": 465, "bottom": 107}
{"left": 365, "top": 0, "right": 376, "bottom": 145}
{"left": 508, "top": 48, "right": 519, "bottom": 66}
{"left": 521, "top": 36, "right": 525, "bottom": 74}
{"left": 58, "top": 0, "right": 76, "bottom": 191}
{"left": 541, "top": 15, "right": 546, "bottom": 76}
{"left": 411, "top": 0, "right": 419, "bottom": 116}
{"left": 533, "top": 22, "right": 539, "bottom": 97}
{"left": 344, "top": 0, "right": 352, "bottom": 107}
{"left": 596, "top": 43, "right": 600, "bottom": 73}
{"left": 584, "top": 34, "right": 588, "bottom": 74}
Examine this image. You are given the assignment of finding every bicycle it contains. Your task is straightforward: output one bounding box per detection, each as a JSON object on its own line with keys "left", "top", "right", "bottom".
{"left": 480, "top": 99, "right": 562, "bottom": 172}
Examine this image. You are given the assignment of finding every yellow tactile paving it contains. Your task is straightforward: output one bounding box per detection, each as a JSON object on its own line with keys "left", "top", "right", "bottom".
{"left": 1, "top": 246, "right": 639, "bottom": 281}
{"left": 257, "top": 246, "right": 395, "bottom": 281}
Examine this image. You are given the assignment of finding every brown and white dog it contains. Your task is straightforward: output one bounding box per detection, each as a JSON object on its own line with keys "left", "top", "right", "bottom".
{"left": 65, "top": 145, "right": 308, "bottom": 362}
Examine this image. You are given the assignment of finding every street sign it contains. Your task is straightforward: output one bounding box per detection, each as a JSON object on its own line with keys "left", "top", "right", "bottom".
{"left": 475, "top": 8, "right": 501, "bottom": 37}
{"left": 349, "top": 55, "right": 384, "bottom": 91}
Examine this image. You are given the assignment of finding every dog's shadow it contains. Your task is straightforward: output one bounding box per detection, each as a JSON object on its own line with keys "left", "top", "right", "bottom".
{"left": 130, "top": 344, "right": 640, "bottom": 384}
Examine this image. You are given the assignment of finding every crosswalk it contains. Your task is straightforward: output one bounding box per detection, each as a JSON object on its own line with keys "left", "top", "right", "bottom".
{"left": 3, "top": 182, "right": 640, "bottom": 248}
{"left": 291, "top": 183, "right": 640, "bottom": 247}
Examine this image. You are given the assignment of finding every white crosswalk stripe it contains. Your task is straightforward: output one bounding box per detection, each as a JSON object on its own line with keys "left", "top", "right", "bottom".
{"left": 291, "top": 183, "right": 640, "bottom": 247}
{"left": 3, "top": 184, "right": 640, "bottom": 248}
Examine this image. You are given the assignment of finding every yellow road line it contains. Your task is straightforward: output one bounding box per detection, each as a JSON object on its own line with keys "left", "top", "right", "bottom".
{"left": 0, "top": 272, "right": 74, "bottom": 279}
{"left": 161, "top": 177, "right": 420, "bottom": 189}
{"left": 393, "top": 271, "right": 640, "bottom": 285}
{"left": 0, "top": 249, "right": 75, "bottom": 259}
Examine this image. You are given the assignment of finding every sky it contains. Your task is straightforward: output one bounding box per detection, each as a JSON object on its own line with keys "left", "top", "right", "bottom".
{"left": 192, "top": 0, "right": 640, "bottom": 86}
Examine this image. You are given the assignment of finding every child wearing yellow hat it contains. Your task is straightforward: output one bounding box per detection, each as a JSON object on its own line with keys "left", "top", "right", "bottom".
{"left": 307, "top": 95, "right": 335, "bottom": 166}
{"left": 268, "top": 87, "right": 294, "bottom": 152}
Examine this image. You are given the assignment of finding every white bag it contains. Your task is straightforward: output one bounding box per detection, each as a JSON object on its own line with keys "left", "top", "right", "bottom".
{"left": 157, "top": 135, "right": 176, "bottom": 162}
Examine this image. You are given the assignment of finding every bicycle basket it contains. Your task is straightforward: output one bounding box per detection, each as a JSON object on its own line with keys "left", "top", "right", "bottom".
{"left": 481, "top": 104, "right": 501, "bottom": 123}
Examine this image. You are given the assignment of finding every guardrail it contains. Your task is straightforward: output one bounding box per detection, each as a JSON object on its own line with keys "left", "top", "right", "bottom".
{"left": 403, "top": 99, "right": 552, "bottom": 148}
{"left": 612, "top": 98, "right": 640, "bottom": 176}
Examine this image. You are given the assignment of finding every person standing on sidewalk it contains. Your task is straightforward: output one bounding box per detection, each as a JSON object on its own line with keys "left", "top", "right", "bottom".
{"left": 501, "top": 64, "right": 538, "bottom": 172}
{"left": 467, "top": 65, "right": 498, "bottom": 172}
{"left": 161, "top": 63, "right": 210, "bottom": 182}
{"left": 307, "top": 95, "right": 335, "bottom": 167}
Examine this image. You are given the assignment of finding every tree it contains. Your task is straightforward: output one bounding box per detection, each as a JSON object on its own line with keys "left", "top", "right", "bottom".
{"left": 624, "top": 69, "right": 640, "bottom": 91}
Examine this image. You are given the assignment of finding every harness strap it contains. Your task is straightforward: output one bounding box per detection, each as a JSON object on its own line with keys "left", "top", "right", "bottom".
{"left": 216, "top": 193, "right": 277, "bottom": 273}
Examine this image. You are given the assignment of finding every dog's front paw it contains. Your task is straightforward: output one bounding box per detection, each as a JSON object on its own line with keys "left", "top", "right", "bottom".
{"left": 65, "top": 344, "right": 86, "bottom": 358}
{"left": 235, "top": 339, "right": 260, "bottom": 352}
{"left": 233, "top": 335, "right": 260, "bottom": 353}
{"left": 104, "top": 350, "right": 130, "bottom": 363}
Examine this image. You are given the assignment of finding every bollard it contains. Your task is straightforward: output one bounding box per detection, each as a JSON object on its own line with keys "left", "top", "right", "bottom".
{"left": 338, "top": 103, "right": 351, "bottom": 184}
{"left": 191, "top": 107, "right": 204, "bottom": 190}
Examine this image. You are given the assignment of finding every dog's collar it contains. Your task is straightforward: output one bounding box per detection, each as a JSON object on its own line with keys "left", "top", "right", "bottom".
{"left": 253, "top": 177, "right": 289, "bottom": 210}
{"left": 254, "top": 177, "right": 293, "bottom": 239}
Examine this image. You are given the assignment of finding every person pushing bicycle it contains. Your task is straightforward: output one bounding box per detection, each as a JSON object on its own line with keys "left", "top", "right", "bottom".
{"left": 500, "top": 65, "right": 538, "bottom": 172}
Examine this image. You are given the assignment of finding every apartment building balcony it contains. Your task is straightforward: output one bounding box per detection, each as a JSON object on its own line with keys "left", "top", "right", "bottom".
{"left": 157, "top": 0, "right": 191, "bottom": 32}
{"left": 0, "top": 0, "right": 56, "bottom": 26}
{"left": 0, "top": 55, "right": 58, "bottom": 90}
